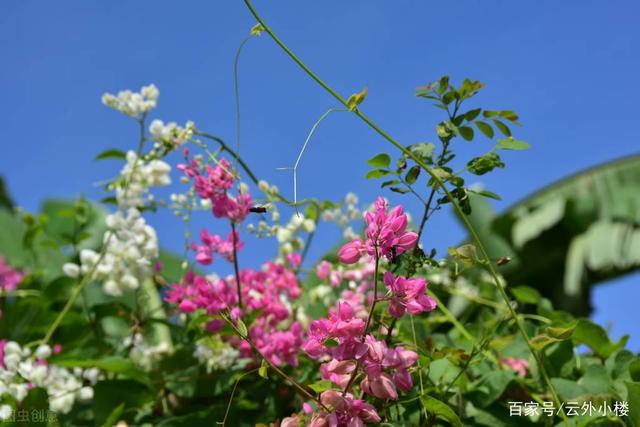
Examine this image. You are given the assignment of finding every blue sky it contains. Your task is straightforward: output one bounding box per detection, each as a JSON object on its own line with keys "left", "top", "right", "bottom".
{"left": 1, "top": 1, "right": 638, "bottom": 349}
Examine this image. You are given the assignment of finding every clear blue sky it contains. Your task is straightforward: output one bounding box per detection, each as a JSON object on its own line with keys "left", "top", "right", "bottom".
{"left": 1, "top": 1, "right": 638, "bottom": 349}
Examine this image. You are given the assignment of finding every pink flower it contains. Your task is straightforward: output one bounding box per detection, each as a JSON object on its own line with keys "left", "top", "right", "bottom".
{"left": 383, "top": 272, "right": 437, "bottom": 318}
{"left": 316, "top": 261, "right": 332, "bottom": 280}
{"left": 338, "top": 240, "right": 366, "bottom": 264}
{"left": 359, "top": 336, "right": 418, "bottom": 400}
{"left": 338, "top": 197, "right": 417, "bottom": 264}
{"left": 0, "top": 256, "right": 24, "bottom": 292}
{"left": 303, "top": 302, "right": 367, "bottom": 360}
{"left": 179, "top": 155, "right": 253, "bottom": 223}
{"left": 310, "top": 391, "right": 381, "bottom": 427}
{"left": 281, "top": 416, "right": 300, "bottom": 427}
{"left": 192, "top": 229, "right": 244, "bottom": 265}
{"left": 501, "top": 357, "right": 529, "bottom": 377}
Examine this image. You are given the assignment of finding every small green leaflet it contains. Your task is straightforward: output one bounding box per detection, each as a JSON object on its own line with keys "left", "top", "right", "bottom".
{"left": 497, "top": 136, "right": 530, "bottom": 150}
{"left": 367, "top": 153, "right": 391, "bottom": 168}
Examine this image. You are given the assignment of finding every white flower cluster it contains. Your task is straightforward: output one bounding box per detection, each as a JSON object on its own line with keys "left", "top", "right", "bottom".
{"left": 322, "top": 192, "right": 362, "bottom": 240}
{"left": 75, "top": 208, "right": 159, "bottom": 296}
{"left": 117, "top": 150, "right": 171, "bottom": 209}
{"left": 101, "top": 84, "right": 159, "bottom": 119}
{"left": 149, "top": 119, "right": 195, "bottom": 146}
{"left": 0, "top": 343, "right": 100, "bottom": 420}
{"left": 64, "top": 151, "right": 170, "bottom": 296}
{"left": 124, "top": 333, "right": 171, "bottom": 371}
{"left": 193, "top": 340, "right": 239, "bottom": 374}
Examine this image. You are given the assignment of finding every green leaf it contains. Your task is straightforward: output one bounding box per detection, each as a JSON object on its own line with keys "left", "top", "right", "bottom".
{"left": 467, "top": 152, "right": 505, "bottom": 176}
{"left": 464, "top": 108, "right": 482, "bottom": 121}
{"left": 94, "top": 149, "right": 126, "bottom": 161}
{"left": 53, "top": 356, "right": 150, "bottom": 386}
{"left": 410, "top": 143, "right": 435, "bottom": 163}
{"left": 258, "top": 359, "right": 269, "bottom": 379}
{"left": 93, "top": 380, "right": 152, "bottom": 426}
{"left": 236, "top": 319, "right": 248, "bottom": 338}
{"left": 308, "top": 380, "right": 333, "bottom": 393}
{"left": 497, "top": 136, "right": 530, "bottom": 150}
{"left": 346, "top": 86, "right": 368, "bottom": 111}
{"left": 530, "top": 322, "right": 576, "bottom": 351}
{"left": 381, "top": 180, "right": 401, "bottom": 188}
{"left": 510, "top": 286, "right": 542, "bottom": 305}
{"left": 492, "top": 120, "right": 512, "bottom": 137}
{"left": 626, "top": 381, "right": 640, "bottom": 427}
{"left": 101, "top": 403, "right": 125, "bottom": 427}
{"left": 390, "top": 187, "right": 410, "bottom": 194}
{"left": 468, "top": 188, "right": 502, "bottom": 201}
{"left": 366, "top": 169, "right": 391, "bottom": 179}
{"left": 630, "top": 357, "right": 640, "bottom": 382}
{"left": 475, "top": 121, "right": 494, "bottom": 138}
{"left": 572, "top": 319, "right": 627, "bottom": 358}
{"left": 421, "top": 395, "right": 463, "bottom": 427}
{"left": 405, "top": 165, "right": 421, "bottom": 184}
{"left": 499, "top": 110, "right": 520, "bottom": 123}
{"left": 459, "top": 126, "right": 474, "bottom": 141}
{"left": 367, "top": 153, "right": 391, "bottom": 168}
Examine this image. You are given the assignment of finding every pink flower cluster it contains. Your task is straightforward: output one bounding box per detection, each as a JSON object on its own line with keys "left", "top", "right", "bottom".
{"left": 178, "top": 154, "right": 252, "bottom": 223}
{"left": 303, "top": 301, "right": 419, "bottom": 401}
{"left": 192, "top": 229, "right": 243, "bottom": 265}
{"left": 383, "top": 272, "right": 436, "bottom": 318}
{"left": 0, "top": 255, "right": 24, "bottom": 292}
{"left": 309, "top": 390, "right": 381, "bottom": 427}
{"left": 338, "top": 197, "right": 417, "bottom": 264}
{"left": 165, "top": 258, "right": 304, "bottom": 367}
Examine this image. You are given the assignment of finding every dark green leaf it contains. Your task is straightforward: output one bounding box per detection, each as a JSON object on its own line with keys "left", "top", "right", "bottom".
{"left": 421, "top": 395, "right": 463, "bottom": 427}
{"left": 475, "top": 121, "right": 494, "bottom": 139}
{"left": 366, "top": 169, "right": 391, "bottom": 179}
{"left": 459, "top": 126, "right": 474, "bottom": 141}
{"left": 492, "top": 120, "right": 512, "bottom": 137}
{"left": 390, "top": 187, "right": 410, "bottom": 194}
{"left": 405, "top": 166, "right": 420, "bottom": 184}
{"left": 464, "top": 108, "right": 481, "bottom": 121}
{"left": 94, "top": 149, "right": 126, "bottom": 161}
{"left": 467, "top": 152, "right": 505, "bottom": 175}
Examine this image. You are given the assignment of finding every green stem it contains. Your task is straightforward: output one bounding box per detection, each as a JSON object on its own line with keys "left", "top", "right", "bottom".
{"left": 279, "top": 108, "right": 346, "bottom": 212}
{"left": 39, "top": 118, "right": 148, "bottom": 346}
{"left": 234, "top": 35, "right": 253, "bottom": 164}
{"left": 241, "top": 2, "right": 566, "bottom": 421}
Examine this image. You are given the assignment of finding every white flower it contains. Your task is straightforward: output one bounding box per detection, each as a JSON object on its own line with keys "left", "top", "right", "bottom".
{"left": 35, "top": 344, "right": 52, "bottom": 360}
{"left": 102, "top": 84, "right": 159, "bottom": 118}
{"left": 302, "top": 219, "right": 316, "bottom": 233}
{"left": 77, "top": 386, "right": 94, "bottom": 400}
{"left": 62, "top": 263, "right": 80, "bottom": 278}
{"left": 0, "top": 405, "right": 12, "bottom": 421}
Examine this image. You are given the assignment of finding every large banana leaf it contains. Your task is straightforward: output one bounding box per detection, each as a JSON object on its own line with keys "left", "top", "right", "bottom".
{"left": 464, "top": 154, "right": 640, "bottom": 315}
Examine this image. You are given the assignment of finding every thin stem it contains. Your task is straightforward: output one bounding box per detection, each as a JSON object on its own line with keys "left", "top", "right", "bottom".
{"left": 241, "top": 2, "right": 566, "bottom": 420}
{"left": 342, "top": 251, "right": 380, "bottom": 396}
{"left": 218, "top": 367, "right": 259, "bottom": 426}
{"left": 410, "top": 315, "right": 427, "bottom": 421}
{"left": 234, "top": 35, "right": 253, "bottom": 166}
{"left": 417, "top": 139, "right": 450, "bottom": 240}
{"left": 230, "top": 221, "right": 243, "bottom": 310}
{"left": 195, "top": 131, "right": 259, "bottom": 184}
{"left": 221, "top": 313, "right": 327, "bottom": 410}
{"left": 362, "top": 252, "right": 380, "bottom": 338}
{"left": 279, "top": 108, "right": 347, "bottom": 213}
{"left": 39, "top": 117, "right": 148, "bottom": 346}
